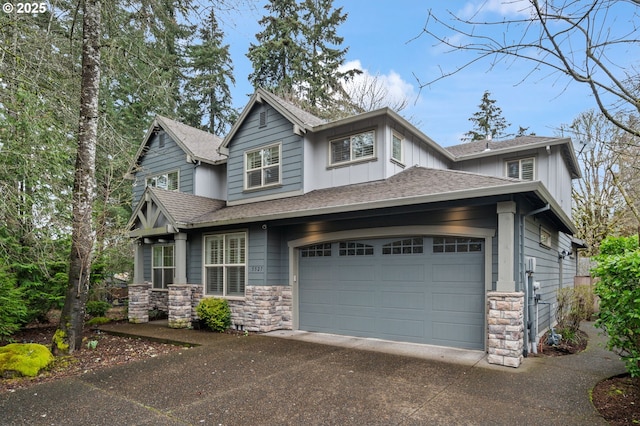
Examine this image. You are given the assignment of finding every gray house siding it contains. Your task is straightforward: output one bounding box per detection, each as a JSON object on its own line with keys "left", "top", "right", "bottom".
{"left": 194, "top": 163, "right": 226, "bottom": 200}
{"left": 227, "top": 104, "right": 303, "bottom": 203}
{"left": 522, "top": 215, "right": 575, "bottom": 332}
{"left": 133, "top": 131, "right": 194, "bottom": 206}
{"left": 453, "top": 146, "right": 574, "bottom": 218}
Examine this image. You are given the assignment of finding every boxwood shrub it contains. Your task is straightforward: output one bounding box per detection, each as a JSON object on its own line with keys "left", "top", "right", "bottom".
{"left": 196, "top": 298, "right": 231, "bottom": 332}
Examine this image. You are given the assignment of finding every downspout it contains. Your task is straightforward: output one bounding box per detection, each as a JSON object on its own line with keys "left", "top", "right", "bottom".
{"left": 520, "top": 213, "right": 529, "bottom": 357}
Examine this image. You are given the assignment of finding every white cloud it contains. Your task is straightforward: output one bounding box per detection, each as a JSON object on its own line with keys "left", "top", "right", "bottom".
{"left": 340, "top": 60, "right": 419, "bottom": 110}
{"left": 459, "top": 0, "right": 531, "bottom": 20}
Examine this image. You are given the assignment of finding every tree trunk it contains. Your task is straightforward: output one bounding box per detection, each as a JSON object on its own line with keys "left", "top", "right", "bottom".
{"left": 53, "top": 0, "right": 101, "bottom": 355}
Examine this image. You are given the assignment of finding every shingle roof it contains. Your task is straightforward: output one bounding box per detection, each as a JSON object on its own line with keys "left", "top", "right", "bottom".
{"left": 187, "top": 166, "right": 523, "bottom": 226}
{"left": 446, "top": 136, "right": 559, "bottom": 158}
{"left": 149, "top": 187, "right": 225, "bottom": 225}
{"left": 261, "top": 90, "right": 328, "bottom": 128}
{"left": 155, "top": 116, "right": 225, "bottom": 164}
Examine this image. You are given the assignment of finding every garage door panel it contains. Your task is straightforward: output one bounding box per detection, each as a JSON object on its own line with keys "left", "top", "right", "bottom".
{"left": 380, "top": 290, "right": 426, "bottom": 310}
{"left": 432, "top": 292, "right": 484, "bottom": 313}
{"left": 432, "top": 322, "right": 484, "bottom": 349}
{"left": 298, "top": 237, "right": 485, "bottom": 350}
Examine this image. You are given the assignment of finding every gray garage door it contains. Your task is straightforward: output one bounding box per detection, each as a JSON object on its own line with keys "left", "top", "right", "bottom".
{"left": 298, "top": 236, "right": 485, "bottom": 350}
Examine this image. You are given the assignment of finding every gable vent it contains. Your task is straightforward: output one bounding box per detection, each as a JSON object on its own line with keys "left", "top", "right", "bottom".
{"left": 259, "top": 110, "right": 267, "bottom": 127}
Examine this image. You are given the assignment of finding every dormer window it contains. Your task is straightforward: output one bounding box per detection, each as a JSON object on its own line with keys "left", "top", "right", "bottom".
{"left": 147, "top": 170, "right": 179, "bottom": 191}
{"left": 245, "top": 143, "right": 281, "bottom": 190}
{"left": 330, "top": 130, "right": 375, "bottom": 166}
{"left": 506, "top": 158, "right": 535, "bottom": 181}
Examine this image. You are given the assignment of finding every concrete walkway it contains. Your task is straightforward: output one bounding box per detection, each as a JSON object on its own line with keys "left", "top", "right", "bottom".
{"left": 0, "top": 321, "right": 626, "bottom": 425}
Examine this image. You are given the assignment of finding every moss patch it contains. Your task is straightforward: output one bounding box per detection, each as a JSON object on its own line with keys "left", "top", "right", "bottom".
{"left": 52, "top": 329, "right": 69, "bottom": 353}
{"left": 0, "top": 343, "right": 54, "bottom": 377}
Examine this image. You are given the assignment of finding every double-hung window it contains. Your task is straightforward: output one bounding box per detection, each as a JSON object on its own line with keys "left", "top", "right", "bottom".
{"left": 204, "top": 232, "right": 247, "bottom": 297}
{"left": 152, "top": 245, "right": 174, "bottom": 289}
{"left": 245, "top": 144, "right": 281, "bottom": 189}
{"left": 147, "top": 171, "right": 179, "bottom": 191}
{"left": 391, "top": 133, "right": 403, "bottom": 163}
{"left": 506, "top": 158, "right": 535, "bottom": 181}
{"left": 330, "top": 130, "right": 375, "bottom": 165}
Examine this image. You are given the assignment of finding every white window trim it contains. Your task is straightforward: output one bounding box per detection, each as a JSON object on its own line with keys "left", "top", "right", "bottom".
{"left": 202, "top": 231, "right": 248, "bottom": 299}
{"left": 328, "top": 129, "right": 376, "bottom": 167}
{"left": 391, "top": 132, "right": 404, "bottom": 165}
{"left": 244, "top": 143, "right": 282, "bottom": 191}
{"left": 505, "top": 157, "right": 535, "bottom": 181}
{"left": 152, "top": 244, "right": 175, "bottom": 290}
{"left": 146, "top": 170, "right": 180, "bottom": 191}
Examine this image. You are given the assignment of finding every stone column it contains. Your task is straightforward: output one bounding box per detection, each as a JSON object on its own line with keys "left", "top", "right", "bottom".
{"left": 496, "top": 201, "right": 516, "bottom": 292}
{"left": 168, "top": 283, "right": 192, "bottom": 328}
{"left": 128, "top": 282, "right": 151, "bottom": 323}
{"left": 487, "top": 291, "right": 524, "bottom": 368}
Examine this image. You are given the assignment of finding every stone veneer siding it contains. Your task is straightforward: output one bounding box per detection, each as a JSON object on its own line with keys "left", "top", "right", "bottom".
{"left": 190, "top": 285, "right": 292, "bottom": 332}
{"left": 128, "top": 282, "right": 151, "bottom": 323}
{"left": 168, "top": 284, "right": 194, "bottom": 328}
{"left": 150, "top": 289, "right": 168, "bottom": 312}
{"left": 487, "top": 291, "right": 525, "bottom": 368}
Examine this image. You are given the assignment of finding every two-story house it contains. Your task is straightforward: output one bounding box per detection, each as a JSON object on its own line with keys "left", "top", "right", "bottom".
{"left": 126, "top": 88, "right": 582, "bottom": 368}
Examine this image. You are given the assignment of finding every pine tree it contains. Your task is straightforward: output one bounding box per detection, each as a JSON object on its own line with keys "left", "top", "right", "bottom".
{"left": 463, "top": 91, "right": 510, "bottom": 142}
{"left": 180, "top": 9, "right": 236, "bottom": 134}
{"left": 247, "top": 0, "right": 303, "bottom": 93}
{"left": 299, "top": 0, "right": 357, "bottom": 111}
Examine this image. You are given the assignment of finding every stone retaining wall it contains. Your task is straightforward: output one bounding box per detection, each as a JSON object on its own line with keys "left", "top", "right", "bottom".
{"left": 487, "top": 291, "right": 524, "bottom": 368}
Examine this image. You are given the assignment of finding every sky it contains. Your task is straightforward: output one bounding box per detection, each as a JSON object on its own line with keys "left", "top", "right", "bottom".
{"left": 216, "top": 0, "right": 632, "bottom": 147}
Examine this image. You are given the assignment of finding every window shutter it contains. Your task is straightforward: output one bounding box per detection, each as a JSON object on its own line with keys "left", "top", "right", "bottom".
{"left": 521, "top": 159, "right": 534, "bottom": 180}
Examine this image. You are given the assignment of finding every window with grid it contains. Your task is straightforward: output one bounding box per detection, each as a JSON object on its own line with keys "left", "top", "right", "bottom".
{"left": 300, "top": 243, "right": 332, "bottom": 257}
{"left": 330, "top": 130, "right": 375, "bottom": 165}
{"left": 204, "top": 232, "right": 246, "bottom": 297}
{"left": 152, "top": 245, "right": 174, "bottom": 289}
{"left": 433, "top": 237, "right": 483, "bottom": 253}
{"left": 391, "top": 133, "right": 403, "bottom": 162}
{"left": 245, "top": 144, "right": 281, "bottom": 189}
{"left": 506, "top": 158, "right": 534, "bottom": 181}
{"left": 339, "top": 241, "right": 374, "bottom": 256}
{"left": 147, "top": 170, "right": 179, "bottom": 191}
{"left": 382, "top": 238, "right": 423, "bottom": 255}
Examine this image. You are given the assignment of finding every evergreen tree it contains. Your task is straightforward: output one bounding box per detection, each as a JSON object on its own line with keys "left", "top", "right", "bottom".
{"left": 299, "top": 0, "right": 357, "bottom": 111}
{"left": 463, "top": 91, "right": 510, "bottom": 142}
{"left": 180, "top": 9, "right": 236, "bottom": 134}
{"left": 247, "top": 0, "right": 303, "bottom": 93}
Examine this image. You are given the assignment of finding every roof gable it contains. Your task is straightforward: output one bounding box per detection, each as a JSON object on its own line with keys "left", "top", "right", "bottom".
{"left": 221, "top": 88, "right": 327, "bottom": 150}
{"left": 446, "top": 136, "right": 581, "bottom": 179}
{"left": 129, "top": 116, "right": 226, "bottom": 175}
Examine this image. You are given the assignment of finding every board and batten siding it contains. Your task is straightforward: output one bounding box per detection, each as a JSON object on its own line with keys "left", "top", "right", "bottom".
{"left": 132, "top": 131, "right": 194, "bottom": 206}
{"left": 194, "top": 163, "right": 226, "bottom": 200}
{"left": 227, "top": 104, "right": 303, "bottom": 203}
{"left": 454, "top": 146, "right": 574, "bottom": 218}
{"left": 384, "top": 124, "right": 451, "bottom": 178}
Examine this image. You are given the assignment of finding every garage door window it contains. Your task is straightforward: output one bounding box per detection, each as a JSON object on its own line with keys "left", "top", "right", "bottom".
{"left": 301, "top": 243, "right": 332, "bottom": 257}
{"left": 433, "top": 237, "right": 483, "bottom": 253}
{"left": 339, "top": 241, "right": 374, "bottom": 256}
{"left": 382, "top": 238, "right": 423, "bottom": 255}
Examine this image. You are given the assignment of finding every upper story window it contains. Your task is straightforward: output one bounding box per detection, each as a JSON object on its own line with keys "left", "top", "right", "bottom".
{"left": 391, "top": 133, "right": 403, "bottom": 163}
{"left": 506, "top": 158, "right": 535, "bottom": 181}
{"left": 147, "top": 170, "right": 179, "bottom": 191}
{"left": 330, "top": 130, "right": 375, "bottom": 165}
{"left": 245, "top": 143, "right": 281, "bottom": 190}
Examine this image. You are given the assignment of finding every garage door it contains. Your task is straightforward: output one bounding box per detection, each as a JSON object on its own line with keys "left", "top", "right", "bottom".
{"left": 298, "top": 236, "right": 485, "bottom": 350}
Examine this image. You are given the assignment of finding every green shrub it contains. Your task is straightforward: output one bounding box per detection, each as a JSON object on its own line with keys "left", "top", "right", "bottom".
{"left": 593, "top": 235, "right": 640, "bottom": 377}
{"left": 0, "top": 343, "right": 54, "bottom": 377}
{"left": 0, "top": 267, "right": 28, "bottom": 340}
{"left": 86, "top": 300, "right": 111, "bottom": 317}
{"left": 555, "top": 286, "right": 594, "bottom": 342}
{"left": 196, "top": 298, "right": 231, "bottom": 332}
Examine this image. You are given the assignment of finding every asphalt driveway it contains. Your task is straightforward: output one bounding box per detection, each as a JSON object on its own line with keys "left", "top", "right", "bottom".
{"left": 0, "top": 321, "right": 625, "bottom": 425}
